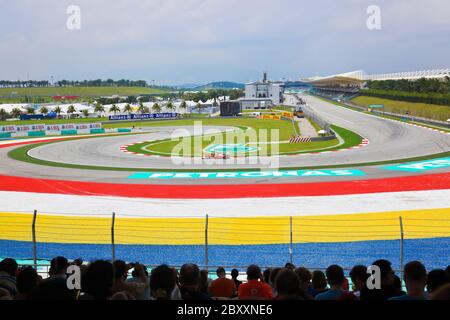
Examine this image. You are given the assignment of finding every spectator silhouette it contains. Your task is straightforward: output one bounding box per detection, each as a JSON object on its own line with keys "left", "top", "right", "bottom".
{"left": 274, "top": 268, "right": 303, "bottom": 300}
{"left": 231, "top": 268, "right": 242, "bottom": 292}
{"left": 389, "top": 261, "right": 428, "bottom": 300}
{"left": 112, "top": 260, "right": 148, "bottom": 299}
{"left": 150, "top": 264, "right": 176, "bottom": 300}
{"left": 49, "top": 256, "right": 69, "bottom": 279}
{"left": 0, "top": 258, "right": 18, "bottom": 297}
{"left": 81, "top": 260, "right": 113, "bottom": 300}
{"left": 178, "top": 264, "right": 211, "bottom": 300}
{"left": 27, "top": 277, "right": 76, "bottom": 300}
{"left": 209, "top": 267, "right": 236, "bottom": 299}
{"left": 238, "top": 265, "right": 272, "bottom": 300}
{"left": 349, "top": 265, "right": 368, "bottom": 298}
{"left": 360, "top": 259, "right": 399, "bottom": 300}
{"left": 312, "top": 270, "right": 329, "bottom": 297}
{"left": 295, "top": 267, "right": 314, "bottom": 299}
{"left": 15, "top": 266, "right": 40, "bottom": 300}
{"left": 315, "top": 265, "right": 349, "bottom": 300}
{"left": 427, "top": 269, "right": 449, "bottom": 298}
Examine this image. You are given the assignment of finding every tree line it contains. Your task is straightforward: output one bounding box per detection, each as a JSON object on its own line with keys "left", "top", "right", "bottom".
{"left": 362, "top": 77, "right": 450, "bottom": 106}
{"left": 0, "top": 79, "right": 150, "bottom": 88}
{"left": 366, "top": 77, "right": 450, "bottom": 93}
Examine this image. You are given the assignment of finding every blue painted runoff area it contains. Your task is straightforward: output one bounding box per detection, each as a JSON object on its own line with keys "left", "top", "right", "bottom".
{"left": 1, "top": 237, "right": 449, "bottom": 270}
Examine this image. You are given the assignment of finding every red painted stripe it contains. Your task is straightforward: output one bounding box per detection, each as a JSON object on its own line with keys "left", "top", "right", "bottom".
{"left": 0, "top": 173, "right": 448, "bottom": 199}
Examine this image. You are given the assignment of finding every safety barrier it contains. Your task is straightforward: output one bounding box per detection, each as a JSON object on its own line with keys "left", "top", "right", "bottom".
{"left": 1, "top": 210, "right": 449, "bottom": 279}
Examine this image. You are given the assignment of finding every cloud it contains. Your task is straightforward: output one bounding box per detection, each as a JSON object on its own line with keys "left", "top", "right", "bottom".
{"left": 0, "top": 0, "right": 449, "bottom": 83}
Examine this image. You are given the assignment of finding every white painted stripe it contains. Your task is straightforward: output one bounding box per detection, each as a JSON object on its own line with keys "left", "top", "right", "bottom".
{"left": 0, "top": 190, "right": 449, "bottom": 218}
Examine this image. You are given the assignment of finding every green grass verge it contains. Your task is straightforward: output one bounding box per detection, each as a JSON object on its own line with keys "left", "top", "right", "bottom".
{"left": 315, "top": 96, "right": 450, "bottom": 133}
{"left": 351, "top": 96, "right": 450, "bottom": 122}
{"left": 125, "top": 119, "right": 348, "bottom": 156}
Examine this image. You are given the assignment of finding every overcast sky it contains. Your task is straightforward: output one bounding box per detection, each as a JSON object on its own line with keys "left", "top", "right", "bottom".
{"left": 1, "top": 0, "right": 449, "bottom": 84}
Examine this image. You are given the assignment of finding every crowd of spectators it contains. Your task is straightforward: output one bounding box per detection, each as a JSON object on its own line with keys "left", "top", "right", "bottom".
{"left": 0, "top": 257, "right": 449, "bottom": 301}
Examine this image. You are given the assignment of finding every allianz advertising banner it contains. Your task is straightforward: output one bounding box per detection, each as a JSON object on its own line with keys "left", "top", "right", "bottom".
{"left": 109, "top": 113, "right": 179, "bottom": 121}
{"left": 1, "top": 123, "right": 102, "bottom": 133}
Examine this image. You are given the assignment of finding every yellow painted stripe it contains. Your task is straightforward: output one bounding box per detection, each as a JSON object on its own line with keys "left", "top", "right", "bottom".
{"left": 1, "top": 209, "right": 449, "bottom": 245}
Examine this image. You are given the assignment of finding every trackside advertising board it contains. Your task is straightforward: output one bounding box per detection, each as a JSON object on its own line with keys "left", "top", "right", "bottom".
{"left": 0, "top": 123, "right": 102, "bottom": 133}
{"left": 109, "top": 113, "right": 179, "bottom": 121}
{"left": 45, "top": 123, "right": 102, "bottom": 131}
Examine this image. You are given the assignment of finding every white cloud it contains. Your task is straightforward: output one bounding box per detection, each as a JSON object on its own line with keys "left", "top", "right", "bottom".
{"left": 0, "top": 0, "right": 449, "bottom": 83}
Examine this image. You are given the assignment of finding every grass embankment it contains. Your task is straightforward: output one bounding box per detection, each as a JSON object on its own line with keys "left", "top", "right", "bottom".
{"left": 351, "top": 96, "right": 450, "bottom": 122}
{"left": 0, "top": 86, "right": 167, "bottom": 99}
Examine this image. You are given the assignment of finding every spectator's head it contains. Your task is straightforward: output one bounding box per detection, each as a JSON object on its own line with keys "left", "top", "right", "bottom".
{"left": 17, "top": 267, "right": 39, "bottom": 296}
{"left": 49, "top": 256, "right": 69, "bottom": 277}
{"left": 275, "top": 269, "right": 301, "bottom": 299}
{"left": 431, "top": 283, "right": 450, "bottom": 300}
{"left": 0, "top": 258, "right": 18, "bottom": 276}
{"left": 216, "top": 267, "right": 226, "bottom": 278}
{"left": 349, "top": 265, "right": 368, "bottom": 291}
{"left": 284, "top": 263, "right": 295, "bottom": 270}
{"left": 82, "top": 260, "right": 114, "bottom": 300}
{"left": 427, "top": 269, "right": 449, "bottom": 294}
{"left": 231, "top": 269, "right": 239, "bottom": 279}
{"left": 131, "top": 264, "right": 148, "bottom": 278}
{"left": 269, "top": 268, "right": 282, "bottom": 285}
{"left": 150, "top": 264, "right": 176, "bottom": 300}
{"left": 326, "top": 265, "right": 345, "bottom": 288}
{"left": 312, "top": 270, "right": 328, "bottom": 290}
{"left": 295, "top": 267, "right": 312, "bottom": 291}
{"left": 179, "top": 264, "right": 200, "bottom": 288}
{"left": 72, "top": 259, "right": 83, "bottom": 267}
{"left": 246, "top": 265, "right": 262, "bottom": 281}
{"left": 263, "top": 268, "right": 272, "bottom": 283}
{"left": 112, "top": 260, "right": 129, "bottom": 281}
{"left": 403, "top": 261, "right": 427, "bottom": 293}
{"left": 372, "top": 259, "right": 394, "bottom": 286}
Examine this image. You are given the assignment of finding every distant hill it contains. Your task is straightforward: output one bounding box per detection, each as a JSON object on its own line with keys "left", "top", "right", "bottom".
{"left": 193, "top": 81, "right": 245, "bottom": 91}
{"left": 174, "top": 83, "right": 203, "bottom": 90}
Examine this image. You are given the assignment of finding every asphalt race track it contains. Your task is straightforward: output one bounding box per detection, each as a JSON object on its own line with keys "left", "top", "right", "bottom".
{"left": 0, "top": 96, "right": 449, "bottom": 186}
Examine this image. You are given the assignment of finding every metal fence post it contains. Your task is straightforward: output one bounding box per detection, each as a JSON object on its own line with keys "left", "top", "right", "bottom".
{"left": 205, "top": 214, "right": 209, "bottom": 271}
{"left": 399, "top": 216, "right": 404, "bottom": 283}
{"left": 32, "top": 210, "right": 38, "bottom": 269}
{"left": 289, "top": 216, "right": 293, "bottom": 264}
{"left": 111, "top": 212, "right": 116, "bottom": 262}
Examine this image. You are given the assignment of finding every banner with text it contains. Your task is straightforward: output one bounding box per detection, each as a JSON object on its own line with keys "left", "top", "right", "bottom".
{"left": 109, "top": 113, "right": 179, "bottom": 121}
{"left": 0, "top": 123, "right": 102, "bottom": 133}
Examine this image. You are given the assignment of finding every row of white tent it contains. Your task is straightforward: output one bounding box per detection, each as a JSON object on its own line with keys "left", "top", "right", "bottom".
{"left": 0, "top": 99, "right": 221, "bottom": 116}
